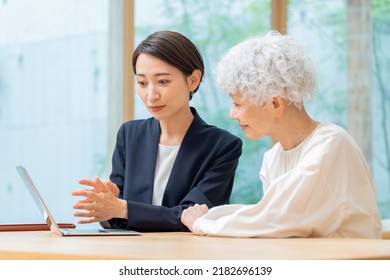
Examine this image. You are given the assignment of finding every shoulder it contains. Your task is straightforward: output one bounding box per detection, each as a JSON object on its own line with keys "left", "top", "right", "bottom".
{"left": 264, "top": 122, "right": 360, "bottom": 160}
{"left": 119, "top": 117, "right": 158, "bottom": 133}
{"left": 299, "top": 122, "right": 365, "bottom": 164}
{"left": 121, "top": 117, "right": 155, "bottom": 128}
{"left": 115, "top": 118, "right": 159, "bottom": 143}
{"left": 312, "top": 122, "right": 359, "bottom": 149}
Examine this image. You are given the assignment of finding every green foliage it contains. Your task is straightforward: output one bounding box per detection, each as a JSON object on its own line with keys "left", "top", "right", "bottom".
{"left": 372, "top": 0, "right": 390, "bottom": 22}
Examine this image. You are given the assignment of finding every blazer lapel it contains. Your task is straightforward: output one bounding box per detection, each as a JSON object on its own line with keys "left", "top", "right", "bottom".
{"left": 137, "top": 119, "right": 160, "bottom": 204}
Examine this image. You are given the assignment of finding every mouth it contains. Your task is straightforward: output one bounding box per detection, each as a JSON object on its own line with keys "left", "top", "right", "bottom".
{"left": 239, "top": 124, "right": 248, "bottom": 131}
{"left": 149, "top": 105, "right": 165, "bottom": 113}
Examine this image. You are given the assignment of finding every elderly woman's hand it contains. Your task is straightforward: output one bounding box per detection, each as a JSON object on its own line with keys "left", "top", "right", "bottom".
{"left": 181, "top": 204, "right": 209, "bottom": 232}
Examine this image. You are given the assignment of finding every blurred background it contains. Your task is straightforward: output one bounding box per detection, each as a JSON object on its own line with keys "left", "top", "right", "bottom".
{"left": 0, "top": 0, "right": 389, "bottom": 227}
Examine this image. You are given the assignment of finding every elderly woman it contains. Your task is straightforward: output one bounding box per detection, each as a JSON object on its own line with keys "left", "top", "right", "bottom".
{"left": 181, "top": 31, "right": 382, "bottom": 238}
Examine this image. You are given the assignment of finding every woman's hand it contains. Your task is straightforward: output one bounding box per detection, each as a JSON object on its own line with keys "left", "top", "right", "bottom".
{"left": 72, "top": 177, "right": 127, "bottom": 224}
{"left": 77, "top": 177, "right": 120, "bottom": 197}
{"left": 181, "top": 204, "right": 209, "bottom": 232}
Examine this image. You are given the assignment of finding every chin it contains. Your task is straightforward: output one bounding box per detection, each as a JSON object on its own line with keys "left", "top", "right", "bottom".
{"left": 148, "top": 110, "right": 164, "bottom": 119}
{"left": 245, "top": 132, "right": 262, "bottom": 140}
{"left": 244, "top": 133, "right": 254, "bottom": 140}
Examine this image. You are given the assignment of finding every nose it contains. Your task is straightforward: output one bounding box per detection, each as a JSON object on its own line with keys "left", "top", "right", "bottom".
{"left": 229, "top": 105, "right": 238, "bottom": 120}
{"left": 146, "top": 85, "right": 160, "bottom": 101}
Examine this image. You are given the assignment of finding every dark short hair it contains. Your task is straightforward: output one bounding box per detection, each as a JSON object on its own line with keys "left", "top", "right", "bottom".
{"left": 132, "top": 30, "right": 204, "bottom": 93}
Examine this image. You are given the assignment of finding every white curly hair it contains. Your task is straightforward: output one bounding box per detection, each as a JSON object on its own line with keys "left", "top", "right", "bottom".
{"left": 214, "top": 31, "right": 316, "bottom": 110}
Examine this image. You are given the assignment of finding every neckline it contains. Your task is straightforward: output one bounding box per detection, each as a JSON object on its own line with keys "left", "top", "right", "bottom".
{"left": 279, "top": 122, "right": 321, "bottom": 152}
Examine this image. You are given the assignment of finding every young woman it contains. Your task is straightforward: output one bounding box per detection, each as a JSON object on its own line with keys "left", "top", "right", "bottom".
{"left": 181, "top": 31, "right": 382, "bottom": 239}
{"left": 72, "top": 31, "right": 242, "bottom": 232}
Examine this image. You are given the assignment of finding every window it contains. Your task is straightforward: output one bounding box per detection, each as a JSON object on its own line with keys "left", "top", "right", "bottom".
{"left": 0, "top": 0, "right": 110, "bottom": 225}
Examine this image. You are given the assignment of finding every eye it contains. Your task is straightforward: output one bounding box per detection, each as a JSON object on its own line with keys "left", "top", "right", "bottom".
{"left": 158, "top": 79, "right": 170, "bottom": 85}
{"left": 136, "top": 80, "right": 146, "bottom": 86}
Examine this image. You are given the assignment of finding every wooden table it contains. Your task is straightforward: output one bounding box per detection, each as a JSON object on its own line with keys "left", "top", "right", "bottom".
{"left": 1, "top": 231, "right": 390, "bottom": 260}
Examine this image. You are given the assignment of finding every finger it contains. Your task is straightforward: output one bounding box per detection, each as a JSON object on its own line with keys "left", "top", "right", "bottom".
{"left": 77, "top": 217, "right": 99, "bottom": 224}
{"left": 72, "top": 189, "right": 92, "bottom": 196}
{"left": 73, "top": 198, "right": 94, "bottom": 205}
{"left": 74, "top": 210, "right": 94, "bottom": 217}
{"left": 79, "top": 178, "right": 102, "bottom": 193}
{"left": 199, "top": 204, "right": 209, "bottom": 213}
{"left": 192, "top": 204, "right": 203, "bottom": 213}
{"left": 106, "top": 180, "right": 117, "bottom": 191}
{"left": 71, "top": 190, "right": 96, "bottom": 198}
{"left": 95, "top": 177, "right": 110, "bottom": 193}
{"left": 192, "top": 204, "right": 208, "bottom": 214}
{"left": 78, "top": 178, "right": 96, "bottom": 187}
{"left": 105, "top": 180, "right": 120, "bottom": 197}
{"left": 105, "top": 180, "right": 116, "bottom": 188}
{"left": 73, "top": 202, "right": 95, "bottom": 211}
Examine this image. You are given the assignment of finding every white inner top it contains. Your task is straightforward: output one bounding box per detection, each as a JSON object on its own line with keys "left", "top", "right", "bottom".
{"left": 152, "top": 144, "right": 180, "bottom": 205}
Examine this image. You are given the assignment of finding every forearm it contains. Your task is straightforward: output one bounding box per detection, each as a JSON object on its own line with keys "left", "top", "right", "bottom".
{"left": 125, "top": 201, "right": 184, "bottom": 232}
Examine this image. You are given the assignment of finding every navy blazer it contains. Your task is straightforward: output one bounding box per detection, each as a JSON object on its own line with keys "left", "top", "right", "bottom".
{"left": 106, "top": 107, "right": 242, "bottom": 232}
